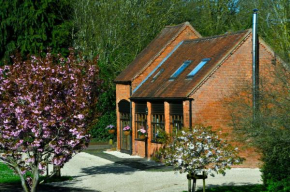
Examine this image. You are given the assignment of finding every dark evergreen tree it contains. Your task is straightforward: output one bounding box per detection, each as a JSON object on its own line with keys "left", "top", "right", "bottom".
{"left": 0, "top": 0, "right": 73, "bottom": 64}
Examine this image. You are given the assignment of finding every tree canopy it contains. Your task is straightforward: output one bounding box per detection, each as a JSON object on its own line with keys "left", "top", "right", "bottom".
{"left": 0, "top": 50, "right": 101, "bottom": 192}
{"left": 0, "top": 0, "right": 73, "bottom": 64}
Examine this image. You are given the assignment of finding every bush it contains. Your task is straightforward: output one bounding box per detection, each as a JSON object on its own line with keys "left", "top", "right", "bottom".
{"left": 90, "top": 110, "right": 116, "bottom": 142}
{"left": 261, "top": 139, "right": 290, "bottom": 189}
{"left": 156, "top": 126, "right": 244, "bottom": 176}
{"left": 229, "top": 63, "right": 290, "bottom": 189}
{"left": 266, "top": 177, "right": 290, "bottom": 192}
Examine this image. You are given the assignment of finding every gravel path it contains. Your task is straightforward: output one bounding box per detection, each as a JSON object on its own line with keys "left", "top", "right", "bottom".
{"left": 49, "top": 151, "right": 262, "bottom": 192}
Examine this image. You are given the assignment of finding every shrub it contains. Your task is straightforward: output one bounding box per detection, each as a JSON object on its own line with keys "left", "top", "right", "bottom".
{"left": 157, "top": 126, "right": 244, "bottom": 176}
{"left": 266, "top": 177, "right": 290, "bottom": 192}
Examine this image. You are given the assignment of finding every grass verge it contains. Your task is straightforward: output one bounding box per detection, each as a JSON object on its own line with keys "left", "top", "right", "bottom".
{"left": 182, "top": 184, "right": 266, "bottom": 192}
{"left": 0, "top": 162, "right": 20, "bottom": 183}
{"left": 0, "top": 162, "right": 72, "bottom": 184}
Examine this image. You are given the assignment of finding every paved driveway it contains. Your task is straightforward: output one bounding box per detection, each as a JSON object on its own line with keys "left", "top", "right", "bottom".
{"left": 49, "top": 151, "right": 262, "bottom": 192}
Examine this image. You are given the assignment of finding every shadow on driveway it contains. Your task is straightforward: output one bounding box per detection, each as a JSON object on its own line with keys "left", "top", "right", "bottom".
{"left": 0, "top": 183, "right": 100, "bottom": 192}
{"left": 81, "top": 163, "right": 136, "bottom": 175}
{"left": 84, "top": 149, "right": 173, "bottom": 173}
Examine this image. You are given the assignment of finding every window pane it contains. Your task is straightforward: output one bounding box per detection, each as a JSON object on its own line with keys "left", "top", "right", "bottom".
{"left": 135, "top": 113, "right": 147, "bottom": 139}
{"left": 152, "top": 69, "right": 164, "bottom": 82}
{"left": 170, "top": 114, "right": 183, "bottom": 135}
{"left": 169, "top": 60, "right": 192, "bottom": 80}
{"left": 187, "top": 58, "right": 210, "bottom": 78}
{"left": 151, "top": 114, "right": 165, "bottom": 142}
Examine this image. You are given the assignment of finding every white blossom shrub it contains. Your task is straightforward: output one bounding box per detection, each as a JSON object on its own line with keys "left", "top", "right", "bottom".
{"left": 157, "top": 126, "right": 244, "bottom": 176}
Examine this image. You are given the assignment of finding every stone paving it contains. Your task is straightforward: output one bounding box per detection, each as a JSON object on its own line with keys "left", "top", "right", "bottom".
{"left": 0, "top": 150, "right": 263, "bottom": 192}
{"left": 50, "top": 151, "right": 262, "bottom": 192}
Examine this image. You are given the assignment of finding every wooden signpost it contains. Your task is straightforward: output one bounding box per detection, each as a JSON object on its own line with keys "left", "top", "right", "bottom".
{"left": 187, "top": 171, "right": 207, "bottom": 192}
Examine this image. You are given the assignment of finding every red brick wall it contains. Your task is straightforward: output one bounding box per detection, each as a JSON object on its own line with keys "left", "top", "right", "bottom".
{"left": 188, "top": 35, "right": 276, "bottom": 167}
{"left": 131, "top": 102, "right": 136, "bottom": 154}
{"left": 164, "top": 102, "right": 170, "bottom": 133}
{"left": 183, "top": 100, "right": 190, "bottom": 128}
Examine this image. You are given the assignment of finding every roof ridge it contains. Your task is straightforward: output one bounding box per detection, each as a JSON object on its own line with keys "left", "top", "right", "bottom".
{"left": 165, "top": 21, "right": 190, "bottom": 28}
{"left": 184, "top": 29, "right": 251, "bottom": 43}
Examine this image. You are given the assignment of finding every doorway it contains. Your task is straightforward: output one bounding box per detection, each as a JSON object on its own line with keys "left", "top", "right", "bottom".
{"left": 118, "top": 100, "right": 131, "bottom": 154}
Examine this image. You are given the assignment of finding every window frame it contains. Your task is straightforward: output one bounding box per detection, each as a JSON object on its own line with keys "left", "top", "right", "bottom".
{"left": 151, "top": 102, "right": 165, "bottom": 143}
{"left": 151, "top": 113, "right": 165, "bottom": 143}
{"left": 169, "top": 60, "right": 192, "bottom": 80}
{"left": 169, "top": 102, "right": 183, "bottom": 135}
{"left": 187, "top": 58, "right": 211, "bottom": 78}
{"left": 151, "top": 69, "right": 164, "bottom": 82}
{"left": 135, "top": 113, "right": 147, "bottom": 140}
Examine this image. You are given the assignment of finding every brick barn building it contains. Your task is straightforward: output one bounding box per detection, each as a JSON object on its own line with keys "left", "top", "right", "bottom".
{"left": 114, "top": 22, "right": 277, "bottom": 167}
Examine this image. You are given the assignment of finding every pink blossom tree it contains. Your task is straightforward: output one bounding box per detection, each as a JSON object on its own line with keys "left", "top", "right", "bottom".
{"left": 0, "top": 49, "right": 101, "bottom": 192}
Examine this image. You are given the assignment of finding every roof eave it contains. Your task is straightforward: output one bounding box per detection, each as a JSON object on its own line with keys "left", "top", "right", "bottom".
{"left": 114, "top": 80, "right": 131, "bottom": 85}
{"left": 130, "top": 97, "right": 189, "bottom": 101}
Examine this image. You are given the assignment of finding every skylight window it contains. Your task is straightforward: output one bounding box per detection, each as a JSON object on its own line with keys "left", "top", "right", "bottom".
{"left": 187, "top": 58, "right": 211, "bottom": 78}
{"left": 151, "top": 69, "right": 164, "bottom": 82}
{"left": 169, "top": 60, "right": 192, "bottom": 80}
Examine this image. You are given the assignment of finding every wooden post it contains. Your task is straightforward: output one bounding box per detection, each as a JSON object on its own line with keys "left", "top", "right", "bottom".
{"left": 188, "top": 178, "right": 191, "bottom": 192}
{"left": 203, "top": 171, "right": 206, "bottom": 192}
{"left": 53, "top": 165, "right": 61, "bottom": 177}
{"left": 187, "top": 174, "right": 191, "bottom": 192}
{"left": 187, "top": 171, "right": 207, "bottom": 192}
{"left": 192, "top": 178, "right": 196, "bottom": 192}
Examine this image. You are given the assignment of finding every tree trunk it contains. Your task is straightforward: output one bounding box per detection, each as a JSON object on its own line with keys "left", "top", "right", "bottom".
{"left": 188, "top": 178, "right": 191, "bottom": 192}
{"left": 20, "top": 175, "right": 30, "bottom": 192}
{"left": 15, "top": 166, "right": 30, "bottom": 192}
{"left": 53, "top": 165, "right": 61, "bottom": 177}
{"left": 192, "top": 178, "right": 196, "bottom": 192}
{"left": 31, "top": 167, "right": 39, "bottom": 192}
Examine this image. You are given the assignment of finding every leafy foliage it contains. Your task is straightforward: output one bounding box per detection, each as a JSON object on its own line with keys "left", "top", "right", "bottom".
{"left": 237, "top": 0, "right": 290, "bottom": 63}
{"left": 72, "top": 0, "right": 290, "bottom": 142}
{"left": 72, "top": 0, "right": 191, "bottom": 139}
{"left": 229, "top": 63, "right": 290, "bottom": 187}
{"left": 266, "top": 177, "right": 290, "bottom": 192}
{"left": 155, "top": 129, "right": 169, "bottom": 144}
{"left": 0, "top": 0, "right": 73, "bottom": 64}
{"left": 193, "top": 184, "right": 266, "bottom": 192}
{"left": 157, "top": 126, "right": 244, "bottom": 176}
{"left": 90, "top": 110, "right": 116, "bottom": 141}
{"left": 0, "top": 49, "right": 101, "bottom": 192}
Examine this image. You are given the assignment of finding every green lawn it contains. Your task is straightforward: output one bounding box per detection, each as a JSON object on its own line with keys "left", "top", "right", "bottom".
{"left": 0, "top": 162, "right": 72, "bottom": 184}
{"left": 0, "top": 162, "right": 20, "bottom": 183}
{"left": 182, "top": 184, "right": 266, "bottom": 192}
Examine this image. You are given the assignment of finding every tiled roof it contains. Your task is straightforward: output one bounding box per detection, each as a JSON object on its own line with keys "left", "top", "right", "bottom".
{"left": 131, "top": 30, "right": 251, "bottom": 99}
{"left": 114, "top": 22, "right": 201, "bottom": 83}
